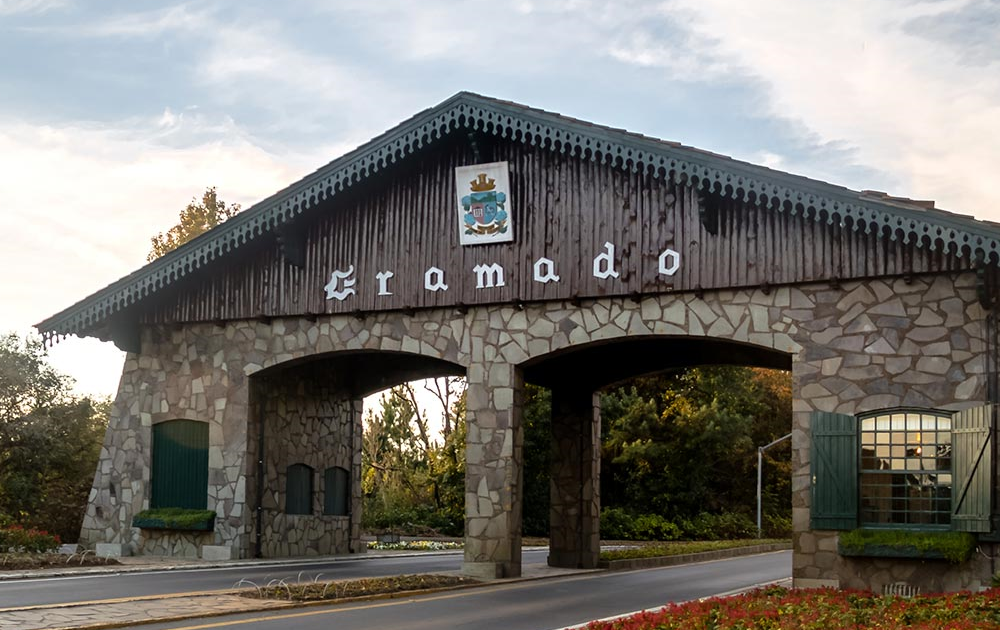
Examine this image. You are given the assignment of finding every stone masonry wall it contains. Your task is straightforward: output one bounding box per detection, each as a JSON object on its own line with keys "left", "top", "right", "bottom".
{"left": 251, "top": 365, "right": 362, "bottom": 557}
{"left": 81, "top": 271, "right": 989, "bottom": 586}
{"left": 790, "top": 272, "right": 992, "bottom": 589}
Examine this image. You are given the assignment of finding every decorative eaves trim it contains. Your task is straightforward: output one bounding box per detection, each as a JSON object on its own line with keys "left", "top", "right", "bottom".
{"left": 36, "top": 91, "right": 1000, "bottom": 342}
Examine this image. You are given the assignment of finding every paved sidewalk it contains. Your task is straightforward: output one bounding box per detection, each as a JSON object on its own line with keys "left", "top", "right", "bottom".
{"left": 0, "top": 563, "right": 593, "bottom": 630}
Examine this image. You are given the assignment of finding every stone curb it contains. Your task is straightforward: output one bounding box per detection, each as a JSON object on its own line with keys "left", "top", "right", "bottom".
{"left": 597, "top": 542, "right": 792, "bottom": 570}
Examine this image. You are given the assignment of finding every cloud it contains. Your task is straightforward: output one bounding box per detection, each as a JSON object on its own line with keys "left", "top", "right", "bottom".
{"left": 59, "top": 3, "right": 212, "bottom": 37}
{"left": 609, "top": 0, "right": 1000, "bottom": 218}
{"left": 0, "top": 0, "right": 68, "bottom": 15}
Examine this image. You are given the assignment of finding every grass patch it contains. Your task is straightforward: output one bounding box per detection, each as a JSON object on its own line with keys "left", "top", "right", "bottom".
{"left": 838, "top": 529, "right": 975, "bottom": 563}
{"left": 599, "top": 539, "right": 788, "bottom": 561}
{"left": 585, "top": 585, "right": 1000, "bottom": 629}
{"left": 242, "top": 574, "right": 478, "bottom": 601}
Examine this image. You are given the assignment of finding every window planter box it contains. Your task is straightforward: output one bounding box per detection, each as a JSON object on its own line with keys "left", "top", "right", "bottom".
{"left": 132, "top": 509, "right": 216, "bottom": 532}
{"left": 837, "top": 542, "right": 949, "bottom": 561}
{"left": 836, "top": 530, "right": 975, "bottom": 564}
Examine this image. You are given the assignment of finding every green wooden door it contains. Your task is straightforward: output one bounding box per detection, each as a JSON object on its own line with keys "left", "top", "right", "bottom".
{"left": 811, "top": 411, "right": 858, "bottom": 530}
{"left": 151, "top": 420, "right": 209, "bottom": 509}
{"left": 952, "top": 405, "right": 992, "bottom": 533}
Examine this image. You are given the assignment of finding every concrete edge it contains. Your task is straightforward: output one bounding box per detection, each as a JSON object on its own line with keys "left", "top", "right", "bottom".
{"left": 597, "top": 542, "right": 792, "bottom": 571}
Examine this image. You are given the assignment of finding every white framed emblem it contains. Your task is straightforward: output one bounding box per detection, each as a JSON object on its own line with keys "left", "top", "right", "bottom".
{"left": 455, "top": 161, "right": 513, "bottom": 246}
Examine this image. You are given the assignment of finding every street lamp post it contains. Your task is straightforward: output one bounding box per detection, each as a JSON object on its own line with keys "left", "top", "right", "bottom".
{"left": 757, "top": 432, "right": 792, "bottom": 538}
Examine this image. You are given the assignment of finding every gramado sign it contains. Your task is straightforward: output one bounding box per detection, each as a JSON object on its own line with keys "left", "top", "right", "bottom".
{"left": 322, "top": 242, "right": 684, "bottom": 302}
{"left": 322, "top": 161, "right": 681, "bottom": 302}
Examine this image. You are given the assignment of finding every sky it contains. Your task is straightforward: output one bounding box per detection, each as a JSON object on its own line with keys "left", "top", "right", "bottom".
{"left": 1, "top": 0, "right": 999, "bottom": 402}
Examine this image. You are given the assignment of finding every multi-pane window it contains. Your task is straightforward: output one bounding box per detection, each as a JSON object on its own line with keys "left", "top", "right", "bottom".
{"left": 859, "top": 410, "right": 952, "bottom": 528}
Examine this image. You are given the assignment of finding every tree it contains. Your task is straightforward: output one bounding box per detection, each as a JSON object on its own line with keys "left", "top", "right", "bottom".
{"left": 601, "top": 366, "right": 791, "bottom": 523}
{"left": 0, "top": 333, "right": 108, "bottom": 542}
{"left": 147, "top": 187, "right": 241, "bottom": 261}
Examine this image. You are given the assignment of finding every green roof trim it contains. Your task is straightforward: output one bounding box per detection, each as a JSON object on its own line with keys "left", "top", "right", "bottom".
{"left": 36, "top": 91, "right": 1000, "bottom": 342}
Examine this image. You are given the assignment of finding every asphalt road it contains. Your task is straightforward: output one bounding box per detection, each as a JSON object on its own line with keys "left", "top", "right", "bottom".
{"left": 133, "top": 551, "right": 792, "bottom": 630}
{"left": 0, "top": 549, "right": 546, "bottom": 608}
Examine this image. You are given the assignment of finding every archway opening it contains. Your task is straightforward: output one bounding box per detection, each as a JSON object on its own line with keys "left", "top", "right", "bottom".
{"left": 247, "top": 350, "right": 464, "bottom": 558}
{"left": 520, "top": 336, "right": 792, "bottom": 569}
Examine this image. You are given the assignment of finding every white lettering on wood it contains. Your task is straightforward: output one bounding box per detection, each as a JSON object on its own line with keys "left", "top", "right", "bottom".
{"left": 658, "top": 248, "right": 681, "bottom": 276}
{"left": 424, "top": 267, "right": 448, "bottom": 292}
{"left": 592, "top": 242, "right": 620, "bottom": 279}
{"left": 473, "top": 263, "right": 506, "bottom": 288}
{"left": 376, "top": 270, "right": 395, "bottom": 296}
{"left": 532, "top": 257, "right": 561, "bottom": 283}
{"left": 324, "top": 266, "right": 357, "bottom": 301}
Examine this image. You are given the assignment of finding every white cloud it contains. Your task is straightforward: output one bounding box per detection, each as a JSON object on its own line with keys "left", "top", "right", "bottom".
{"left": 616, "top": 0, "right": 1000, "bottom": 218}
{"left": 0, "top": 0, "right": 68, "bottom": 16}
{"left": 0, "top": 112, "right": 346, "bottom": 398}
{"left": 67, "top": 3, "right": 211, "bottom": 37}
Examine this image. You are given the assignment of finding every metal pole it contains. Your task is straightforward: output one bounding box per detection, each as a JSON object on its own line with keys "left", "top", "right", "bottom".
{"left": 756, "top": 432, "right": 792, "bottom": 539}
{"left": 756, "top": 448, "right": 763, "bottom": 538}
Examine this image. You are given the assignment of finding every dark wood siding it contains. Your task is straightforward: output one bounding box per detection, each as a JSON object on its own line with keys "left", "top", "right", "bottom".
{"left": 142, "top": 137, "right": 969, "bottom": 325}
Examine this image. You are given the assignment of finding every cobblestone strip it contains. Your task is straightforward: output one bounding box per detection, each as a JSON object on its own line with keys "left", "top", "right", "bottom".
{"left": 0, "top": 594, "right": 293, "bottom": 630}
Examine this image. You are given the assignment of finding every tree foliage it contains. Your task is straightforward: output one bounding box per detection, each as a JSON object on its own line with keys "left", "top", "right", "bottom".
{"left": 147, "top": 187, "right": 241, "bottom": 261}
{"left": 601, "top": 366, "right": 792, "bottom": 524}
{"left": 0, "top": 333, "right": 108, "bottom": 542}
{"left": 361, "top": 379, "right": 467, "bottom": 536}
{"left": 359, "top": 366, "right": 791, "bottom": 541}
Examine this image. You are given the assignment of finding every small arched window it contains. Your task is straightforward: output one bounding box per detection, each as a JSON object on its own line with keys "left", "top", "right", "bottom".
{"left": 324, "top": 466, "right": 350, "bottom": 516}
{"left": 286, "top": 464, "right": 314, "bottom": 515}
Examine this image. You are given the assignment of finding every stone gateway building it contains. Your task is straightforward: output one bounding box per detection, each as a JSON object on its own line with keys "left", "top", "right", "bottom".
{"left": 38, "top": 93, "right": 1000, "bottom": 591}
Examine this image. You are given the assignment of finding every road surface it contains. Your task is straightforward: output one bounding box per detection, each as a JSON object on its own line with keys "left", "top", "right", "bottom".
{"left": 131, "top": 551, "right": 792, "bottom": 630}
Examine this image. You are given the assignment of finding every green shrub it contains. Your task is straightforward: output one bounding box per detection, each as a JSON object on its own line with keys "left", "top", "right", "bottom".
{"left": 632, "top": 514, "right": 682, "bottom": 541}
{"left": 678, "top": 512, "right": 756, "bottom": 540}
{"left": 762, "top": 512, "right": 792, "bottom": 538}
{"left": 0, "top": 525, "right": 61, "bottom": 553}
{"left": 600, "top": 509, "right": 682, "bottom": 541}
{"left": 600, "top": 507, "right": 636, "bottom": 540}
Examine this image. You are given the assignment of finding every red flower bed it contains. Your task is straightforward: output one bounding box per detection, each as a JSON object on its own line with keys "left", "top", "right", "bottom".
{"left": 586, "top": 586, "right": 1000, "bottom": 630}
{"left": 0, "top": 525, "right": 61, "bottom": 553}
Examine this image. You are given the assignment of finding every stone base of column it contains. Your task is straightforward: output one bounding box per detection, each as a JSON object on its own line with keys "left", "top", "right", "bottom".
{"left": 95, "top": 543, "right": 130, "bottom": 558}
{"left": 463, "top": 560, "right": 522, "bottom": 579}
{"left": 548, "top": 547, "right": 599, "bottom": 569}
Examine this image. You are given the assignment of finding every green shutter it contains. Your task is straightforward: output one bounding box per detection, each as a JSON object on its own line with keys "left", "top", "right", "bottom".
{"left": 151, "top": 420, "right": 209, "bottom": 509}
{"left": 324, "top": 467, "right": 350, "bottom": 516}
{"left": 811, "top": 411, "right": 858, "bottom": 530}
{"left": 286, "top": 464, "right": 314, "bottom": 515}
{"left": 952, "top": 405, "right": 992, "bottom": 533}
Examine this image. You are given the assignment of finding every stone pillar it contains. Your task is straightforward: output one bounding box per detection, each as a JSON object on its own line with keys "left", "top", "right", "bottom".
{"left": 548, "top": 387, "right": 601, "bottom": 569}
{"left": 463, "top": 360, "right": 524, "bottom": 579}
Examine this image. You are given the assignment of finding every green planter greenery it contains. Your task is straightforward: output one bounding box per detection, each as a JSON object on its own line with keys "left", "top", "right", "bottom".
{"left": 132, "top": 508, "right": 216, "bottom": 532}
{"left": 837, "top": 529, "right": 975, "bottom": 564}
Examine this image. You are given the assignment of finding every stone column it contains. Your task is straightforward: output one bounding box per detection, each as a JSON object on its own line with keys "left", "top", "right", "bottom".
{"left": 463, "top": 360, "right": 524, "bottom": 579}
{"left": 548, "top": 387, "right": 601, "bottom": 569}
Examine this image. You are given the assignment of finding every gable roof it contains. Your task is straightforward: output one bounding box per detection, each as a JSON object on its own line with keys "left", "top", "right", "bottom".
{"left": 36, "top": 91, "right": 1000, "bottom": 344}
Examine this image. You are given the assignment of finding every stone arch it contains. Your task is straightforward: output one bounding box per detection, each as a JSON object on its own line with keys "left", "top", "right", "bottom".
{"left": 517, "top": 333, "right": 793, "bottom": 569}
{"left": 247, "top": 347, "right": 466, "bottom": 558}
